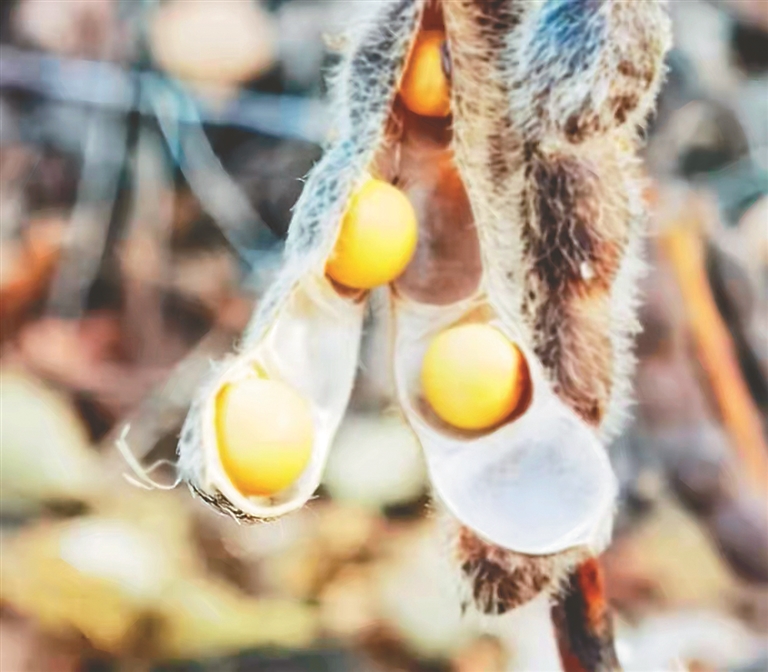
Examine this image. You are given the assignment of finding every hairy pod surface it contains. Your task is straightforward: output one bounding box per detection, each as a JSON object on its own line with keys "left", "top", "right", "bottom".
{"left": 176, "top": 0, "right": 672, "bottom": 624}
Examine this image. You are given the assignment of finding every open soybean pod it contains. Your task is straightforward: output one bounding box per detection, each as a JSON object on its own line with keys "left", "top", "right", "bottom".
{"left": 177, "top": 0, "right": 671, "bottom": 655}
{"left": 414, "top": 0, "right": 671, "bottom": 619}
{"left": 176, "top": 0, "right": 424, "bottom": 519}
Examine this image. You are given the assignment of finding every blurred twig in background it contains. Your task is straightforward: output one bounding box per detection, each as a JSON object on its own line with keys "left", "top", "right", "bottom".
{"left": 658, "top": 195, "right": 768, "bottom": 491}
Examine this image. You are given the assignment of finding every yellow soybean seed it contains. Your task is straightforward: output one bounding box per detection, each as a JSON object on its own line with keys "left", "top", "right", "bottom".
{"left": 216, "top": 377, "right": 314, "bottom": 497}
{"left": 325, "top": 178, "right": 418, "bottom": 290}
{"left": 399, "top": 31, "right": 451, "bottom": 118}
{"left": 421, "top": 324, "right": 527, "bottom": 431}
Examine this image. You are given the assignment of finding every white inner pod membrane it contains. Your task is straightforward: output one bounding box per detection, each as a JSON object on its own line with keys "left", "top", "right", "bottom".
{"left": 201, "top": 272, "right": 365, "bottom": 518}
{"left": 393, "top": 294, "right": 618, "bottom": 555}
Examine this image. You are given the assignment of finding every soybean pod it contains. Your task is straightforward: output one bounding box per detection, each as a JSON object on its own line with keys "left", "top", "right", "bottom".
{"left": 176, "top": 1, "right": 671, "bottom": 669}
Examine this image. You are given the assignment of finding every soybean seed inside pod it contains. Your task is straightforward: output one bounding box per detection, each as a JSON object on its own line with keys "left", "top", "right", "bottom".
{"left": 399, "top": 30, "right": 451, "bottom": 118}
{"left": 215, "top": 377, "right": 314, "bottom": 497}
{"left": 421, "top": 324, "right": 528, "bottom": 431}
{"left": 325, "top": 178, "right": 418, "bottom": 290}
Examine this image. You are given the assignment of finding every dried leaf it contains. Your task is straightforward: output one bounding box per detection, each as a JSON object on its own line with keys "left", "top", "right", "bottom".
{"left": 0, "top": 370, "right": 100, "bottom": 512}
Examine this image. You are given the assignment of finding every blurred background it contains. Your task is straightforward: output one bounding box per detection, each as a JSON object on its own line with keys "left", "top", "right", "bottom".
{"left": 0, "top": 1, "right": 767, "bottom": 670}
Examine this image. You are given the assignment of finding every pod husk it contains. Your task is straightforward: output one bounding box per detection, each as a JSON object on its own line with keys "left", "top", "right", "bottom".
{"left": 177, "top": 0, "right": 427, "bottom": 520}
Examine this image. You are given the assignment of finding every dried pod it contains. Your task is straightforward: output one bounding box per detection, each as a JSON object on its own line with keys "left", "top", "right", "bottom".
{"left": 394, "top": 300, "right": 617, "bottom": 556}
{"left": 178, "top": 273, "right": 366, "bottom": 519}
{"left": 178, "top": 0, "right": 423, "bottom": 520}
{"left": 175, "top": 0, "right": 672, "bottom": 646}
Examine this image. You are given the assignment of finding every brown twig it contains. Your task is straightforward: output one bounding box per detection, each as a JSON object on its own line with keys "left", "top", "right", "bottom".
{"left": 658, "top": 200, "right": 768, "bottom": 492}
{"left": 552, "top": 558, "right": 621, "bottom": 672}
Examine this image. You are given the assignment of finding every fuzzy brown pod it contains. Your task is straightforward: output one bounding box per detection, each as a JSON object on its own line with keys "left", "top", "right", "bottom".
{"left": 173, "top": 0, "right": 672, "bottom": 635}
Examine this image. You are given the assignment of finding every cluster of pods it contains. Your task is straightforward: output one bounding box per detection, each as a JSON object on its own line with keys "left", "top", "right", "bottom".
{"left": 176, "top": 1, "right": 672, "bottom": 661}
